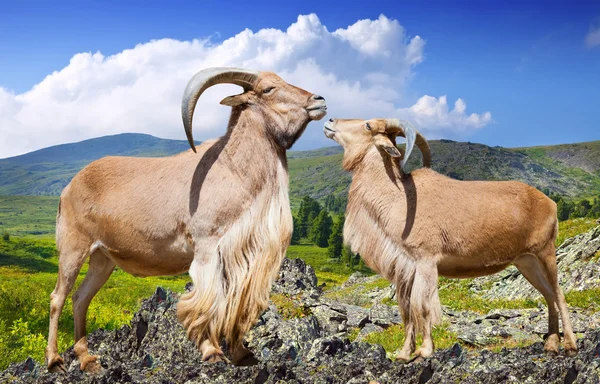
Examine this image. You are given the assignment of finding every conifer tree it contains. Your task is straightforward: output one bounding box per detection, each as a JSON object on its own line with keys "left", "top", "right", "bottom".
{"left": 556, "top": 198, "right": 574, "bottom": 221}
{"left": 310, "top": 209, "right": 333, "bottom": 247}
{"left": 327, "top": 215, "right": 344, "bottom": 258}
{"left": 291, "top": 216, "right": 301, "bottom": 245}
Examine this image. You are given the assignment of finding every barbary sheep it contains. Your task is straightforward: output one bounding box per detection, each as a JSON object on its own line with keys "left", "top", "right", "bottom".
{"left": 323, "top": 117, "right": 577, "bottom": 360}
{"left": 46, "top": 67, "right": 327, "bottom": 373}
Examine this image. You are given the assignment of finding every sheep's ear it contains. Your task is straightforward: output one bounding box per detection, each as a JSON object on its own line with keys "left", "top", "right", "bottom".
{"left": 220, "top": 93, "right": 251, "bottom": 107}
{"left": 374, "top": 135, "right": 402, "bottom": 158}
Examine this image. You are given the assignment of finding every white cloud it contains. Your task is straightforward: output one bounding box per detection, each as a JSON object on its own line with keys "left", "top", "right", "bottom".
{"left": 397, "top": 95, "right": 492, "bottom": 135}
{"left": 585, "top": 20, "right": 600, "bottom": 48}
{"left": 0, "top": 14, "right": 491, "bottom": 158}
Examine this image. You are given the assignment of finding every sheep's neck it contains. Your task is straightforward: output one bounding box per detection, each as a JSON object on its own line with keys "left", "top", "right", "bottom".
{"left": 220, "top": 109, "right": 288, "bottom": 194}
{"left": 352, "top": 148, "right": 404, "bottom": 193}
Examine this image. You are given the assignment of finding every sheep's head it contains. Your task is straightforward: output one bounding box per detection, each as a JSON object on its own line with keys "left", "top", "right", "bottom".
{"left": 323, "top": 118, "right": 431, "bottom": 172}
{"left": 182, "top": 68, "right": 327, "bottom": 151}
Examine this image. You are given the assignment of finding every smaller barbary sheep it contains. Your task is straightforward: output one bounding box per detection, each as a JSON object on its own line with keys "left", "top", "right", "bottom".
{"left": 323, "top": 117, "right": 577, "bottom": 360}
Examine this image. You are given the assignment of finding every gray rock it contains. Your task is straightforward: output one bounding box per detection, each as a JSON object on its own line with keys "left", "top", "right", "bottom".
{"left": 311, "top": 305, "right": 347, "bottom": 335}
{"left": 246, "top": 311, "right": 322, "bottom": 363}
{"left": 272, "top": 257, "right": 321, "bottom": 297}
{"left": 355, "top": 323, "right": 385, "bottom": 342}
{"left": 3, "top": 251, "right": 600, "bottom": 383}
{"left": 345, "top": 305, "right": 370, "bottom": 328}
{"left": 341, "top": 272, "right": 369, "bottom": 288}
{"left": 369, "top": 303, "right": 402, "bottom": 327}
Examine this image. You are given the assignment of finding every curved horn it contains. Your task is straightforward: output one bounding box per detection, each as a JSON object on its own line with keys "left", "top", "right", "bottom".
{"left": 385, "top": 118, "right": 432, "bottom": 172}
{"left": 181, "top": 67, "right": 259, "bottom": 152}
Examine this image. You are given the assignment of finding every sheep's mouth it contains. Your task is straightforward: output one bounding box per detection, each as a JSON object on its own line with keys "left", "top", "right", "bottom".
{"left": 307, "top": 105, "right": 327, "bottom": 121}
{"left": 323, "top": 123, "right": 336, "bottom": 139}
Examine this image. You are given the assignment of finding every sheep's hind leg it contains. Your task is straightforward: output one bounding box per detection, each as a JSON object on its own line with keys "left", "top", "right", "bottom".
{"left": 541, "top": 251, "right": 577, "bottom": 357}
{"left": 538, "top": 245, "right": 577, "bottom": 356}
{"left": 72, "top": 250, "right": 115, "bottom": 373}
{"left": 514, "top": 253, "right": 561, "bottom": 354}
{"left": 46, "top": 241, "right": 90, "bottom": 372}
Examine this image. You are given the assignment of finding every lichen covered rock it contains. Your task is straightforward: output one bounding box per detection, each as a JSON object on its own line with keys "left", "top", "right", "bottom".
{"left": 2, "top": 257, "right": 600, "bottom": 383}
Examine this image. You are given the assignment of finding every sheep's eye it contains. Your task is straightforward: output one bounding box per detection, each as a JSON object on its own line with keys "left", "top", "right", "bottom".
{"left": 263, "top": 87, "right": 275, "bottom": 94}
{"left": 365, "top": 123, "right": 372, "bottom": 131}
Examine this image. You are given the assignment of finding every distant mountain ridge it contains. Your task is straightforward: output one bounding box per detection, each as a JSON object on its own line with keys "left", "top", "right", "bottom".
{"left": 0, "top": 134, "right": 196, "bottom": 195}
{"left": 0, "top": 133, "right": 599, "bottom": 199}
{"left": 1, "top": 133, "right": 194, "bottom": 164}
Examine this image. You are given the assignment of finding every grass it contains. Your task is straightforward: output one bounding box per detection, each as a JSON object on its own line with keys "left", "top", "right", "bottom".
{"left": 557, "top": 217, "right": 599, "bottom": 246}
{"left": 0, "top": 236, "right": 190, "bottom": 369}
{"left": 362, "top": 322, "right": 459, "bottom": 353}
{"left": 324, "top": 277, "right": 389, "bottom": 307}
{"left": 0, "top": 196, "right": 58, "bottom": 237}
{"left": 361, "top": 322, "right": 539, "bottom": 356}
{"left": 270, "top": 294, "right": 312, "bottom": 320}
{"left": 564, "top": 288, "right": 600, "bottom": 310}
{"left": 438, "top": 278, "right": 540, "bottom": 314}
{"left": 0, "top": 195, "right": 598, "bottom": 370}
{"left": 286, "top": 244, "right": 372, "bottom": 289}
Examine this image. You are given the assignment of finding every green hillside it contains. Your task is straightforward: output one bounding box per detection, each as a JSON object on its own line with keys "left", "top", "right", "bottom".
{"left": 288, "top": 139, "right": 600, "bottom": 201}
{"left": 1, "top": 134, "right": 599, "bottom": 199}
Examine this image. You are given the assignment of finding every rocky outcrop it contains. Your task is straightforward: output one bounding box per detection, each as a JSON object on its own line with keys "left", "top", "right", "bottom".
{"left": 2, "top": 258, "right": 600, "bottom": 383}
{"left": 471, "top": 225, "right": 600, "bottom": 300}
{"left": 444, "top": 307, "right": 600, "bottom": 348}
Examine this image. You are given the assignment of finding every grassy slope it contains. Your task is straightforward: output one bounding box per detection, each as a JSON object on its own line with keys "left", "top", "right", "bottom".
{"left": 0, "top": 236, "right": 190, "bottom": 369}
{"left": 288, "top": 140, "right": 600, "bottom": 201}
{"left": 0, "top": 196, "right": 59, "bottom": 236}
{"left": 516, "top": 140, "right": 600, "bottom": 175}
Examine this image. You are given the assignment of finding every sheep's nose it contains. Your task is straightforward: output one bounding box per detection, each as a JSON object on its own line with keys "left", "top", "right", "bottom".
{"left": 312, "top": 94, "right": 325, "bottom": 101}
{"left": 329, "top": 118, "right": 334, "bottom": 122}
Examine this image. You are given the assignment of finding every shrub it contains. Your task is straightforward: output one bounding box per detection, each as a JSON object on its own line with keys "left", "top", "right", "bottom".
{"left": 2, "top": 231, "right": 9, "bottom": 241}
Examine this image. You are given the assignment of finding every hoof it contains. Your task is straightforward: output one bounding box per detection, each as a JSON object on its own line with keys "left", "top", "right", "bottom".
{"left": 47, "top": 356, "right": 67, "bottom": 373}
{"left": 393, "top": 350, "right": 412, "bottom": 363}
{"left": 202, "top": 352, "right": 228, "bottom": 364}
{"left": 80, "top": 355, "right": 103, "bottom": 374}
{"left": 565, "top": 348, "right": 578, "bottom": 357}
{"left": 543, "top": 334, "right": 559, "bottom": 356}
{"left": 414, "top": 347, "right": 433, "bottom": 359}
{"left": 412, "top": 355, "right": 425, "bottom": 364}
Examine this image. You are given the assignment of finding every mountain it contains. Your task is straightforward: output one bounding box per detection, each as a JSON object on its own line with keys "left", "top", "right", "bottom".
{"left": 0, "top": 134, "right": 599, "bottom": 199}
{"left": 0, "top": 134, "right": 195, "bottom": 195}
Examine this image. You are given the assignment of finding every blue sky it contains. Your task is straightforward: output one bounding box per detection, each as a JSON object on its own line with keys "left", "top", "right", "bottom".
{"left": 0, "top": 0, "right": 599, "bottom": 157}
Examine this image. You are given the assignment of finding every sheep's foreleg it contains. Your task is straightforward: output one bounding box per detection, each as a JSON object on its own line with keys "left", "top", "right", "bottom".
{"left": 230, "top": 342, "right": 258, "bottom": 366}
{"left": 178, "top": 252, "right": 227, "bottom": 362}
{"left": 412, "top": 262, "right": 439, "bottom": 359}
{"left": 395, "top": 320, "right": 416, "bottom": 361}
{"left": 394, "top": 274, "right": 416, "bottom": 361}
